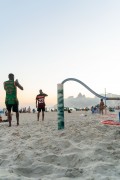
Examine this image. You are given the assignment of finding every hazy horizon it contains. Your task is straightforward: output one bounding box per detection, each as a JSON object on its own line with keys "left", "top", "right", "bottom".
{"left": 1, "top": 0, "right": 120, "bottom": 109}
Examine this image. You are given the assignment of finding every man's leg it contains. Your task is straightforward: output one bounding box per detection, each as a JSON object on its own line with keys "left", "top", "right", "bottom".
{"left": 8, "top": 111, "right": 12, "bottom": 127}
{"left": 13, "top": 104, "right": 19, "bottom": 125}
{"left": 42, "top": 111, "right": 44, "bottom": 121}
{"left": 37, "top": 111, "right": 40, "bottom": 121}
{"left": 102, "top": 109, "right": 104, "bottom": 115}
{"left": 6, "top": 104, "right": 12, "bottom": 127}
{"left": 16, "top": 112, "right": 19, "bottom": 125}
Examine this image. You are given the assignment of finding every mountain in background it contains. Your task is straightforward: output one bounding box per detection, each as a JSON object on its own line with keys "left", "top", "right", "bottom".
{"left": 55, "top": 93, "right": 120, "bottom": 108}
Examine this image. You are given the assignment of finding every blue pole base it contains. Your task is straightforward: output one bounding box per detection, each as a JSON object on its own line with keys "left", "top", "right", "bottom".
{"left": 58, "top": 121, "right": 64, "bottom": 130}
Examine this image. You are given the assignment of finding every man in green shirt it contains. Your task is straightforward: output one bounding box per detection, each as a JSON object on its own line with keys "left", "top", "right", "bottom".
{"left": 4, "top": 73, "right": 24, "bottom": 127}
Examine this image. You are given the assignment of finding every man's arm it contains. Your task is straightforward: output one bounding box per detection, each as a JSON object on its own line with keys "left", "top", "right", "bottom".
{"left": 42, "top": 93, "right": 48, "bottom": 97}
{"left": 3, "top": 82, "right": 6, "bottom": 90}
{"left": 36, "top": 97, "right": 38, "bottom": 108}
{"left": 15, "top": 79, "right": 24, "bottom": 90}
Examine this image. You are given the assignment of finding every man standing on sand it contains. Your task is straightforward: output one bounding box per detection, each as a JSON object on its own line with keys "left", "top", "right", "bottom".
{"left": 36, "top": 89, "right": 48, "bottom": 121}
{"left": 4, "top": 73, "right": 24, "bottom": 127}
{"left": 99, "top": 98, "right": 104, "bottom": 115}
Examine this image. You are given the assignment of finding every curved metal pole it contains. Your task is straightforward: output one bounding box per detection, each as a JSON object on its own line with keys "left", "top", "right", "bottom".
{"left": 62, "top": 78, "right": 120, "bottom": 100}
{"left": 57, "top": 78, "right": 120, "bottom": 130}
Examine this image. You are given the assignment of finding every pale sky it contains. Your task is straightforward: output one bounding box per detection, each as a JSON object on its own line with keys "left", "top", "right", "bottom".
{"left": 0, "top": 0, "right": 120, "bottom": 109}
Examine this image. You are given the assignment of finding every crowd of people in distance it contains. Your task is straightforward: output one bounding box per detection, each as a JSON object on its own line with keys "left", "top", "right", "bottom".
{"left": 19, "top": 107, "right": 36, "bottom": 113}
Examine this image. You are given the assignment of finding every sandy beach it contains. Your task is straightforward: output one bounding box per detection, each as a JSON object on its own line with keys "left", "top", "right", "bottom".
{"left": 0, "top": 110, "right": 120, "bottom": 180}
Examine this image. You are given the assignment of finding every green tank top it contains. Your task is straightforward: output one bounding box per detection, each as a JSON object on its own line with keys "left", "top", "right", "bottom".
{"left": 4, "top": 80, "right": 18, "bottom": 104}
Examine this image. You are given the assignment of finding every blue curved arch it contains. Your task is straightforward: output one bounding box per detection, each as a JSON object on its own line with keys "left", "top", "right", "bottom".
{"left": 62, "top": 78, "right": 120, "bottom": 100}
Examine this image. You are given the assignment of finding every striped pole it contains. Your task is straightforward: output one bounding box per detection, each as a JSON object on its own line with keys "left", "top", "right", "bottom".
{"left": 57, "top": 83, "right": 64, "bottom": 129}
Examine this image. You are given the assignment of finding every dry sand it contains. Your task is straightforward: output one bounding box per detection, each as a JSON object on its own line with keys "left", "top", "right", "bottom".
{"left": 0, "top": 110, "right": 120, "bottom": 180}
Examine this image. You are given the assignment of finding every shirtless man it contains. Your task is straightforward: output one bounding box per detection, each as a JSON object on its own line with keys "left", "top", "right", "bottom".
{"left": 99, "top": 99, "right": 104, "bottom": 115}
{"left": 36, "top": 89, "right": 48, "bottom": 121}
{"left": 4, "top": 73, "right": 24, "bottom": 127}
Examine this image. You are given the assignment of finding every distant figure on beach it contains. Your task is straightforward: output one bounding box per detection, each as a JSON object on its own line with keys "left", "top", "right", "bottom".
{"left": 0, "top": 115, "right": 2, "bottom": 122}
{"left": 91, "top": 106, "right": 94, "bottom": 114}
{"left": 36, "top": 89, "right": 48, "bottom": 121}
{"left": 32, "top": 108, "right": 36, "bottom": 113}
{"left": 4, "top": 73, "right": 24, "bottom": 127}
{"left": 27, "top": 106, "right": 31, "bottom": 113}
{"left": 68, "top": 109, "right": 72, "bottom": 113}
{"left": 99, "top": 99, "right": 104, "bottom": 115}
